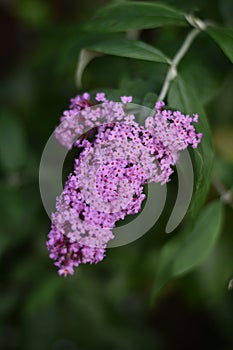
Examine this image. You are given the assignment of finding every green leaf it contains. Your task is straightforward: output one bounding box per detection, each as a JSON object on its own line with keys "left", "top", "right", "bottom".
{"left": 90, "top": 88, "right": 123, "bottom": 102}
{"left": 75, "top": 48, "right": 103, "bottom": 88}
{"left": 143, "top": 92, "right": 158, "bottom": 109}
{"left": 180, "top": 60, "right": 220, "bottom": 105}
{"left": 119, "top": 78, "right": 156, "bottom": 103}
{"left": 86, "top": 38, "right": 170, "bottom": 64}
{"left": 207, "top": 26, "right": 233, "bottom": 63}
{"left": 174, "top": 201, "right": 223, "bottom": 275}
{"left": 0, "top": 113, "right": 27, "bottom": 171}
{"left": 168, "top": 75, "right": 214, "bottom": 218}
{"left": 213, "top": 158, "right": 233, "bottom": 189}
{"left": 151, "top": 200, "right": 224, "bottom": 302}
{"left": 84, "top": 1, "right": 188, "bottom": 32}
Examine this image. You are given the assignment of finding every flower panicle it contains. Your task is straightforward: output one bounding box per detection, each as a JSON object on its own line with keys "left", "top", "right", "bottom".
{"left": 48, "top": 92, "right": 202, "bottom": 276}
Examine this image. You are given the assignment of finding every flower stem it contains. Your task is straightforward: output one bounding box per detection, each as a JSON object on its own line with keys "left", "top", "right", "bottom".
{"left": 158, "top": 28, "right": 200, "bottom": 102}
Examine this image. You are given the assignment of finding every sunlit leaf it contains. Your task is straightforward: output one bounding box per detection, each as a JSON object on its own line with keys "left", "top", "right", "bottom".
{"left": 84, "top": 1, "right": 188, "bottom": 32}
{"left": 86, "top": 38, "right": 170, "bottom": 64}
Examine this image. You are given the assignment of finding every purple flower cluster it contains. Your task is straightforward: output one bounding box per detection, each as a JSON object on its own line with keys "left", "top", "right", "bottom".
{"left": 47, "top": 93, "right": 202, "bottom": 276}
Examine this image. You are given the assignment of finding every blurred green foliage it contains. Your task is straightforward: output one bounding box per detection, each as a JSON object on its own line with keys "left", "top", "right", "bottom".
{"left": 0, "top": 1, "right": 233, "bottom": 350}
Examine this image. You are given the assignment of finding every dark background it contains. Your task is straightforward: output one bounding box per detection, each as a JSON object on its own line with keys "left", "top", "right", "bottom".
{"left": 0, "top": 1, "right": 233, "bottom": 349}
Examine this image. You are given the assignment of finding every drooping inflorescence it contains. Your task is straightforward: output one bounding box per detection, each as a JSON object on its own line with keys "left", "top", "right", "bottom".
{"left": 47, "top": 93, "right": 202, "bottom": 276}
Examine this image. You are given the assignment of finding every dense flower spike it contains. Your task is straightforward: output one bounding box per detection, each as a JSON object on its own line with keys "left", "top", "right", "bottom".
{"left": 47, "top": 92, "right": 202, "bottom": 276}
